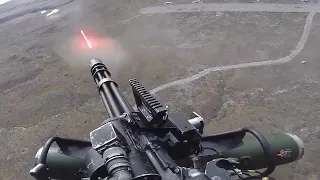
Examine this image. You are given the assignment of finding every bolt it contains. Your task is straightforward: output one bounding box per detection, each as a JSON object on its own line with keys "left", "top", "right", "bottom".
{"left": 121, "top": 113, "right": 127, "bottom": 117}
{"left": 174, "top": 167, "right": 180, "bottom": 173}
{"left": 192, "top": 156, "right": 201, "bottom": 169}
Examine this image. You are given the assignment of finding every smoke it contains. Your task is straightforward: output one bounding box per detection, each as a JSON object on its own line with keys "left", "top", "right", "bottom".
{"left": 52, "top": 0, "right": 176, "bottom": 80}
{"left": 51, "top": 0, "right": 134, "bottom": 73}
{"left": 57, "top": 36, "right": 128, "bottom": 72}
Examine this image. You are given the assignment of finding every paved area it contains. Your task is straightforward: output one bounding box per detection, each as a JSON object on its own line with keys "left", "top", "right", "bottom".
{"left": 0, "top": 0, "right": 319, "bottom": 179}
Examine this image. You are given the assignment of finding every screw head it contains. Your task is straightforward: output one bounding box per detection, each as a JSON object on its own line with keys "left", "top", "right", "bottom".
{"left": 174, "top": 167, "right": 180, "bottom": 173}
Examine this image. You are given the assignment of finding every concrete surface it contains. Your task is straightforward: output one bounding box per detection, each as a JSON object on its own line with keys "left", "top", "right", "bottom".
{"left": 0, "top": 0, "right": 319, "bottom": 179}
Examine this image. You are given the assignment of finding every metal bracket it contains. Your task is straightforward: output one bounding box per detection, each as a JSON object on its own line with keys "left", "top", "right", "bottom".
{"left": 129, "top": 78, "right": 168, "bottom": 127}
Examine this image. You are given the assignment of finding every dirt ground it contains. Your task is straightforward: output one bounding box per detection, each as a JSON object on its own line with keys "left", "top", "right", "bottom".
{"left": 0, "top": 0, "right": 319, "bottom": 179}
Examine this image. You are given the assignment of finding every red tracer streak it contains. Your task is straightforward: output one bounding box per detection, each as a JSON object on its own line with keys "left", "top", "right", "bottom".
{"left": 81, "top": 30, "right": 93, "bottom": 48}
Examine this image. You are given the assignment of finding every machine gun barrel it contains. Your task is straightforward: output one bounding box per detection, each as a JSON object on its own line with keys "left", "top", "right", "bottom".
{"left": 89, "top": 59, "right": 132, "bottom": 118}
{"left": 90, "top": 59, "right": 166, "bottom": 180}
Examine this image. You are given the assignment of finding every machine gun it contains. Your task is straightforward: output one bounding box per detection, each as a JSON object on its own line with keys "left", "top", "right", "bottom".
{"left": 30, "top": 59, "right": 304, "bottom": 180}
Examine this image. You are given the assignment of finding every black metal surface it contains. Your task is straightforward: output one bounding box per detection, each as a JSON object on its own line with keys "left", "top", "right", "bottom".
{"left": 200, "top": 129, "right": 245, "bottom": 153}
{"left": 103, "top": 147, "right": 131, "bottom": 175}
{"left": 139, "top": 134, "right": 172, "bottom": 169}
{"left": 128, "top": 150, "right": 161, "bottom": 180}
{"left": 91, "top": 115, "right": 137, "bottom": 153}
{"left": 168, "top": 113, "right": 202, "bottom": 142}
{"left": 108, "top": 75, "right": 132, "bottom": 113}
{"left": 90, "top": 59, "right": 119, "bottom": 117}
{"left": 90, "top": 58, "right": 133, "bottom": 118}
{"left": 97, "top": 72, "right": 121, "bottom": 117}
{"left": 205, "top": 159, "right": 234, "bottom": 180}
{"left": 160, "top": 131, "right": 200, "bottom": 161}
{"left": 145, "top": 149, "right": 181, "bottom": 180}
{"left": 100, "top": 91, "right": 114, "bottom": 117}
{"left": 84, "top": 148, "right": 106, "bottom": 180}
{"left": 90, "top": 122, "right": 118, "bottom": 152}
{"left": 129, "top": 78, "right": 167, "bottom": 127}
